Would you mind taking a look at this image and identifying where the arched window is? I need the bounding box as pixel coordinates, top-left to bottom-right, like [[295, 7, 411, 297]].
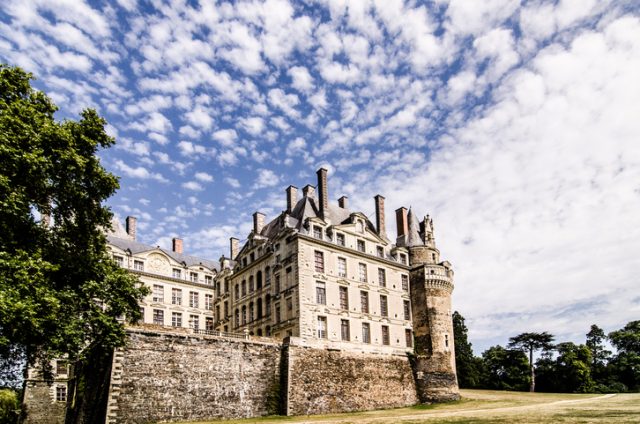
[[234, 284, 239, 300], [249, 276, 254, 293], [242, 305, 247, 325], [249, 302, 254, 322], [224, 281, 229, 294], [234, 309, 240, 328], [266, 326, 271, 336], [257, 328, 263, 336], [256, 271, 263, 289], [265, 267, 271, 286], [265, 294, 271, 317], [257, 298, 263, 318], [241, 280, 246, 296]]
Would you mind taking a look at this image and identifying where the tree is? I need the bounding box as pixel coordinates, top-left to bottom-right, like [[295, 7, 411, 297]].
[[508, 332, 554, 392], [608, 321, 640, 390], [452, 311, 483, 388], [585, 324, 611, 384], [0, 65, 148, 385], [480, 345, 530, 391]]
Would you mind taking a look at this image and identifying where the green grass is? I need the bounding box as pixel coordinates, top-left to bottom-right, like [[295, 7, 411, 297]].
[[178, 390, 640, 424]]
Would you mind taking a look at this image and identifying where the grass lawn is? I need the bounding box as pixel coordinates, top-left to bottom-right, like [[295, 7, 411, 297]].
[[179, 389, 640, 424]]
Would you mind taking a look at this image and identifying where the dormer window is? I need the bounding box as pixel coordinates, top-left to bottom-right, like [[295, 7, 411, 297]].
[[356, 220, 364, 233], [189, 272, 198, 283], [133, 260, 144, 271], [113, 255, 124, 267], [399, 253, 407, 265], [172, 268, 182, 279], [313, 225, 322, 239], [336, 233, 345, 246], [357, 239, 365, 253], [376, 246, 384, 257]]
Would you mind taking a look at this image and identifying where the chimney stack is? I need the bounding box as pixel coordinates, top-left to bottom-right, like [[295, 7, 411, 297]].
[[396, 207, 408, 238], [126, 216, 137, 240], [302, 184, 315, 198], [286, 185, 298, 213], [172, 237, 183, 254], [317, 167, 328, 219], [230, 237, 239, 260], [253, 212, 265, 235], [338, 196, 348, 209], [374, 195, 386, 237]]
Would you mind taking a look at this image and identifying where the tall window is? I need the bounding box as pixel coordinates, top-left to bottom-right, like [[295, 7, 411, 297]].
[[399, 254, 407, 265], [242, 306, 247, 325], [358, 263, 367, 282], [275, 304, 281, 323], [153, 309, 164, 325], [357, 239, 365, 252], [234, 284, 239, 300], [362, 322, 370, 344], [404, 300, 411, 320], [265, 267, 271, 286], [316, 281, 326, 305], [402, 275, 409, 291], [378, 268, 386, 287], [382, 325, 390, 345], [206, 317, 214, 331], [56, 360, 68, 376], [314, 250, 324, 273], [274, 274, 281, 293], [241, 280, 246, 296], [249, 303, 254, 322], [380, 295, 388, 317], [189, 291, 199, 308], [377, 246, 384, 257], [189, 315, 199, 330], [339, 286, 349, 310], [113, 255, 124, 267], [360, 291, 369, 314], [256, 271, 263, 289], [171, 288, 182, 305], [215, 305, 220, 321], [445, 334, 450, 349], [249, 276, 255, 292], [189, 272, 198, 282], [341, 319, 350, 341], [337, 257, 347, 278], [133, 260, 144, 271], [317, 316, 327, 339], [205, 294, 213, 310], [405, 329, 413, 347], [171, 312, 182, 327], [313, 225, 322, 239], [205, 275, 213, 285], [152, 285, 164, 303], [235, 309, 240, 327], [336, 233, 345, 246]]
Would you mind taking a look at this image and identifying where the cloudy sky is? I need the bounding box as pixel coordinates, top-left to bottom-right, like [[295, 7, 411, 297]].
[[1, 0, 639, 353]]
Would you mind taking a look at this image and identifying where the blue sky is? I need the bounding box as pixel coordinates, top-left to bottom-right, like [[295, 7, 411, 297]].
[[1, 0, 639, 354]]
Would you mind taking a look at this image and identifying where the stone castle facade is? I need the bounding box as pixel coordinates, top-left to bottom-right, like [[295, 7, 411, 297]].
[[23, 168, 459, 423]]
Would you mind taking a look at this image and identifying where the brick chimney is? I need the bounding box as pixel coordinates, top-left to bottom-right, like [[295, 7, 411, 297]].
[[253, 212, 265, 235], [338, 196, 348, 209], [395, 207, 408, 238], [125, 216, 137, 240], [172, 237, 183, 254], [316, 167, 328, 219], [375, 195, 386, 237], [230, 237, 239, 260], [286, 185, 298, 213], [302, 184, 315, 198]]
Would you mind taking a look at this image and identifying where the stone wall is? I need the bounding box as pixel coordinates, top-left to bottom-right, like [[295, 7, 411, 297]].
[[284, 338, 418, 416], [23, 381, 66, 424], [105, 327, 282, 424]]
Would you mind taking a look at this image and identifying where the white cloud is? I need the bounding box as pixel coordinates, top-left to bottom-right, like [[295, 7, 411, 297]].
[[288, 65, 314, 93], [268, 88, 300, 119], [195, 172, 214, 182], [253, 168, 280, 189], [213, 129, 237, 147], [182, 181, 204, 191], [114, 160, 167, 182], [240, 116, 264, 136], [225, 177, 241, 188]]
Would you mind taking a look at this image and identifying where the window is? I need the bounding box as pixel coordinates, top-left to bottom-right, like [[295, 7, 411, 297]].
[[382, 325, 390, 345], [215, 305, 220, 321], [205, 294, 213, 310], [206, 317, 214, 331], [265, 267, 271, 286], [339, 286, 349, 310], [314, 251, 324, 273], [171, 312, 182, 327], [172, 268, 181, 279], [286, 297, 293, 311], [171, 288, 182, 305], [317, 316, 327, 339], [234, 309, 240, 328], [313, 225, 322, 239], [400, 254, 407, 265], [274, 274, 281, 293], [256, 271, 262, 289], [445, 334, 450, 349], [205, 275, 213, 285], [360, 291, 369, 314], [152, 285, 164, 303], [377, 246, 384, 257], [406, 329, 413, 347], [357, 239, 365, 252], [275, 304, 281, 323], [189, 272, 198, 283], [378, 268, 386, 287], [249, 303, 254, 321], [189, 291, 199, 308], [316, 281, 326, 305], [153, 309, 164, 325], [338, 257, 347, 278], [362, 323, 370, 344], [133, 260, 144, 271], [248, 276, 254, 293], [358, 263, 367, 282], [241, 280, 246, 296], [404, 300, 411, 320], [265, 295, 271, 316], [224, 301, 229, 318], [380, 295, 388, 317], [242, 306, 247, 325], [56, 360, 68, 376], [402, 275, 409, 291], [113, 255, 124, 267], [257, 299, 263, 318], [56, 386, 67, 402], [336, 233, 345, 246], [189, 314, 199, 330], [341, 319, 350, 341], [234, 284, 239, 300]]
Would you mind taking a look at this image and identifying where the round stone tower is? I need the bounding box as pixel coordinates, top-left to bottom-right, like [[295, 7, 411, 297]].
[[397, 208, 459, 403]]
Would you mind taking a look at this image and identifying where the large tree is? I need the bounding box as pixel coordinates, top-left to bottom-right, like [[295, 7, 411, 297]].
[[480, 345, 530, 391], [0, 65, 148, 384], [585, 324, 611, 384], [608, 321, 640, 390], [452, 311, 483, 388], [508, 332, 554, 392]]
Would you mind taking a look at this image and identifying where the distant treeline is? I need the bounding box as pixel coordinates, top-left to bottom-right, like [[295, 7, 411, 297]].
[[454, 312, 640, 393]]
